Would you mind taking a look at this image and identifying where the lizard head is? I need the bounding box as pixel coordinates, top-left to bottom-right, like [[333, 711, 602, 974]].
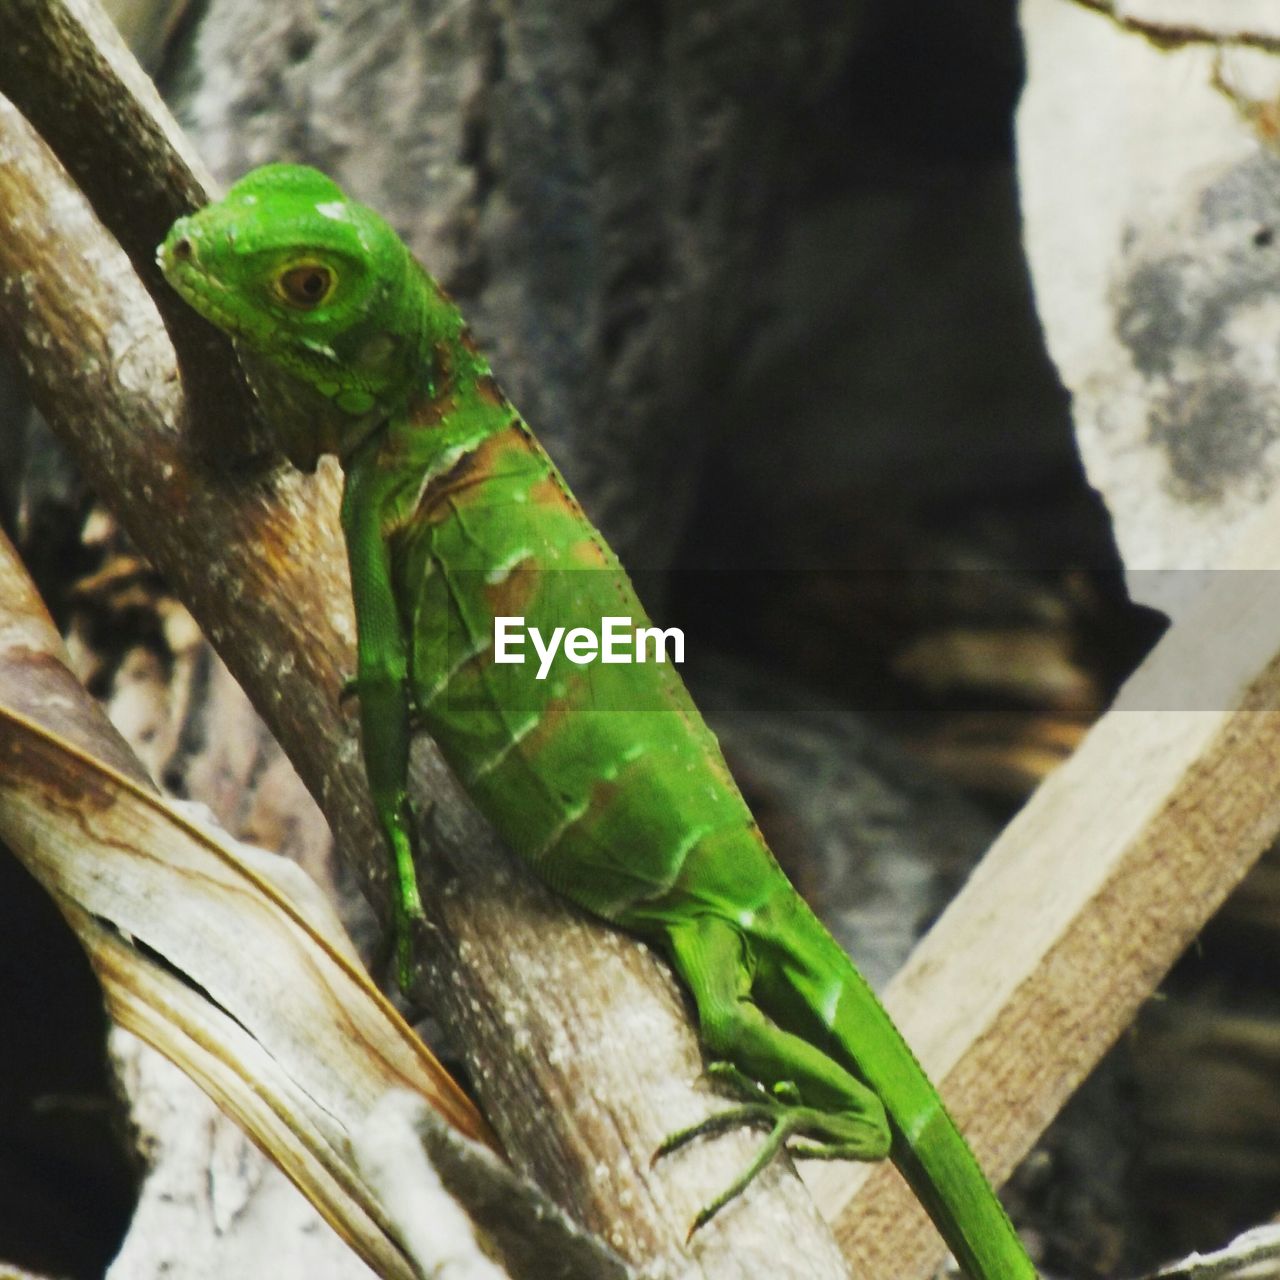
[[159, 164, 419, 423]]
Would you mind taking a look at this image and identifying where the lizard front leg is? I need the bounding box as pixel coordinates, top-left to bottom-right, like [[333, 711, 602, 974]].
[[340, 450, 425, 990]]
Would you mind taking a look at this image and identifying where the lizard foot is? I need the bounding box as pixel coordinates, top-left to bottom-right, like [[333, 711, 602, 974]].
[[384, 805, 428, 994], [654, 1061, 887, 1239]]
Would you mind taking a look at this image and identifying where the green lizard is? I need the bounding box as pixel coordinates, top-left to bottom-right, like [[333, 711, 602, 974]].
[[159, 163, 1037, 1279]]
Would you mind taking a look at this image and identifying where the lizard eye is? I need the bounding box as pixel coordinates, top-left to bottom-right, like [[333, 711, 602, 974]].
[[276, 262, 335, 308]]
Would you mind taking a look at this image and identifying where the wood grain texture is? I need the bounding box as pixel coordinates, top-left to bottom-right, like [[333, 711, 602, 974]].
[[0, 0, 244, 452]]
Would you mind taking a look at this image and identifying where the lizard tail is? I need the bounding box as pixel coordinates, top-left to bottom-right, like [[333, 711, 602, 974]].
[[795, 930, 1038, 1280], [884, 1101, 1037, 1280]]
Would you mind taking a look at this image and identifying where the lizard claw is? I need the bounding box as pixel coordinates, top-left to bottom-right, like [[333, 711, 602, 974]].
[[382, 800, 428, 994], [655, 1061, 889, 1237]]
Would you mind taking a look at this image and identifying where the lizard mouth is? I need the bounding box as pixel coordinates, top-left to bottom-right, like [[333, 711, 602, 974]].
[[157, 235, 253, 341]]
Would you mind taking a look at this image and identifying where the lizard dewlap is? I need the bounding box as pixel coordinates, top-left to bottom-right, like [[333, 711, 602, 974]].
[[160, 164, 1038, 1279]]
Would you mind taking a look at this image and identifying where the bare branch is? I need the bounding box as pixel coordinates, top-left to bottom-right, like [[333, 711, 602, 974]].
[[0, 0, 242, 446]]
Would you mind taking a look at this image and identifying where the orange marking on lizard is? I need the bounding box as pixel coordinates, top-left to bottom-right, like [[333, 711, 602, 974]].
[[415, 430, 512, 524]]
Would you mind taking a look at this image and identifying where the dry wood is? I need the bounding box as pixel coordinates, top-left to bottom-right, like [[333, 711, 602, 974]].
[[1149, 1222, 1280, 1280], [0, 0, 242, 435], [0, 522, 499, 1278], [108, 1036, 382, 1280], [353, 1092, 635, 1280], [806, 506, 1280, 1272]]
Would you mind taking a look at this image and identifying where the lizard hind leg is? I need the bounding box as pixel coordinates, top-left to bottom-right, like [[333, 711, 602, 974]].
[[656, 916, 890, 1235]]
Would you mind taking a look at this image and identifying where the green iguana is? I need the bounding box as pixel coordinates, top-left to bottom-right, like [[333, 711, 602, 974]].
[[159, 163, 1037, 1279]]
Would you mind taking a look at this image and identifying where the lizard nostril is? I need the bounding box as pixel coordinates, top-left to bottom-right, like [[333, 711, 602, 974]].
[[172, 236, 193, 261]]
